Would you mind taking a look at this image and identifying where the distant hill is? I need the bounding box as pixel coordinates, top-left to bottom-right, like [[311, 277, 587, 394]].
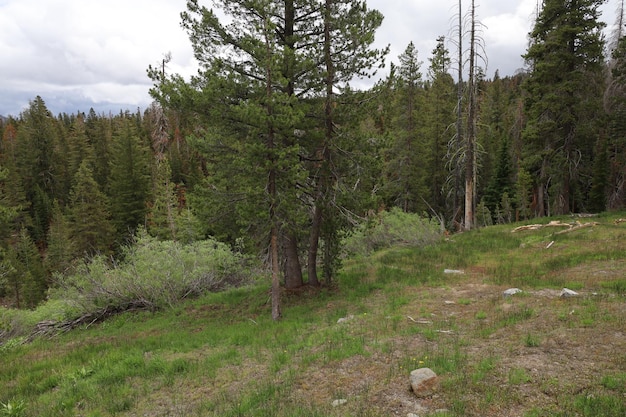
[[0, 114, 7, 123]]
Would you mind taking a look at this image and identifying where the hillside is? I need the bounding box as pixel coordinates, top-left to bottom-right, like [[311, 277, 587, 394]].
[[1, 213, 625, 417]]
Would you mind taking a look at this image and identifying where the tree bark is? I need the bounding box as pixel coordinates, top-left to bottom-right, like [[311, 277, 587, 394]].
[[284, 232, 303, 289], [464, 0, 477, 231], [307, 204, 321, 286]]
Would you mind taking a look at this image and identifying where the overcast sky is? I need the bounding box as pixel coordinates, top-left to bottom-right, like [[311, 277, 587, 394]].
[[0, 0, 619, 117]]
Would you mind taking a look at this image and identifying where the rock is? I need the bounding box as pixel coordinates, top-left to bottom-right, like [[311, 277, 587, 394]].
[[410, 368, 439, 398], [443, 269, 464, 274], [503, 288, 522, 297], [331, 399, 347, 407], [337, 315, 354, 324], [560, 288, 579, 298], [407, 414, 420, 417]]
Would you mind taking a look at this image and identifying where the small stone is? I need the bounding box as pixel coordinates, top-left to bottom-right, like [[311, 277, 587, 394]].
[[332, 399, 347, 407], [560, 288, 579, 298], [337, 315, 354, 324], [410, 368, 439, 398], [407, 413, 420, 417], [503, 288, 522, 297], [444, 269, 464, 274]]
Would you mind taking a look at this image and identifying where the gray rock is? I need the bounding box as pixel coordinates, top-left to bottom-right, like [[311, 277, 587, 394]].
[[560, 288, 579, 298], [410, 368, 439, 398], [503, 288, 522, 297], [331, 399, 347, 407], [337, 315, 354, 324]]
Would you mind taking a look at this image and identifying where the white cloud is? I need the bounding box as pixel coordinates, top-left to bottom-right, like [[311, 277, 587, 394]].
[[0, 0, 618, 117]]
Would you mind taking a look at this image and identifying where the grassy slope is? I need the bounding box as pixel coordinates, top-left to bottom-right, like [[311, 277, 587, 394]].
[[1, 213, 625, 417]]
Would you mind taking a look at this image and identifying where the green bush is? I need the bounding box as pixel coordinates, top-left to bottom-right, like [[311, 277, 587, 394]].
[[342, 208, 442, 256], [1, 232, 259, 343], [58, 231, 259, 313]]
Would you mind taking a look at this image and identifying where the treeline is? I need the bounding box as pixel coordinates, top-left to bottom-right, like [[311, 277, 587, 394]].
[[1, 0, 626, 313], [0, 100, 206, 308]]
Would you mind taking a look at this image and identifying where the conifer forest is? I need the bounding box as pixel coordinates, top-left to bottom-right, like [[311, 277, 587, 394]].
[[1, 0, 626, 313]]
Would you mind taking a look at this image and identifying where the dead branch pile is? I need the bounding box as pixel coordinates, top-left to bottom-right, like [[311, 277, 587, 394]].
[[27, 300, 153, 341], [512, 220, 599, 234]]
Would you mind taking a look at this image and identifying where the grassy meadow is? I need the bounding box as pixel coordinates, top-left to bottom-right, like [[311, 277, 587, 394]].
[[1, 212, 626, 416]]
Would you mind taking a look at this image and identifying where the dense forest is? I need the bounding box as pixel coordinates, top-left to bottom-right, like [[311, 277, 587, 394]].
[[1, 0, 626, 315]]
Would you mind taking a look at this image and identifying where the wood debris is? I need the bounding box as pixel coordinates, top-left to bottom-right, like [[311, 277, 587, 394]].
[[512, 220, 598, 234]]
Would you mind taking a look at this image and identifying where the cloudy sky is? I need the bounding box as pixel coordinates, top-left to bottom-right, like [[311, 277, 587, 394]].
[[0, 0, 619, 117]]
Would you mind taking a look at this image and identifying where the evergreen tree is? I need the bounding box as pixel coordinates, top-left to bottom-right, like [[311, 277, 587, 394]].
[[148, 158, 179, 241], [384, 42, 426, 213], [68, 160, 115, 257], [484, 137, 513, 217], [85, 109, 112, 190], [14, 96, 59, 243], [522, 0, 606, 215], [424, 36, 455, 217], [44, 201, 76, 276], [108, 118, 151, 242], [4, 227, 46, 308], [152, 0, 386, 316], [605, 2, 626, 209]]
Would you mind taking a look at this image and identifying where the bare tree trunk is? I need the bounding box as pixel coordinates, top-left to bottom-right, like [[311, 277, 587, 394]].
[[464, 0, 477, 231], [454, 0, 464, 230]]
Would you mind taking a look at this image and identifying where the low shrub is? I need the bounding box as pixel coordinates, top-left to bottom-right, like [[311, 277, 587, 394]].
[[57, 231, 260, 313], [342, 208, 442, 257], [1, 232, 260, 343]]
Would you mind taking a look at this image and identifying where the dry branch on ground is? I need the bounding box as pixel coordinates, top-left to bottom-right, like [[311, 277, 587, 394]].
[[512, 220, 598, 234]]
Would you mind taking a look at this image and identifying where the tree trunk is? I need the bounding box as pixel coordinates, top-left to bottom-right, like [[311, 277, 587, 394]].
[[454, 0, 464, 230], [270, 222, 281, 320], [284, 232, 303, 289], [306, 0, 335, 287], [307, 204, 321, 286], [464, 0, 477, 231], [264, 15, 281, 320]]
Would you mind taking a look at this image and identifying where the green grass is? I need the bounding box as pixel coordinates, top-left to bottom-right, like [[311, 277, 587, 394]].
[[2, 212, 626, 416]]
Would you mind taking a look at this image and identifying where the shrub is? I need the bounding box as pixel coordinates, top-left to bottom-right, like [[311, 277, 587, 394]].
[[342, 208, 442, 256], [58, 231, 260, 313], [0, 232, 260, 343]]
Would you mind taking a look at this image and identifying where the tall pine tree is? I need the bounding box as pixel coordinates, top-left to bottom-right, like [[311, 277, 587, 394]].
[[522, 0, 606, 215]]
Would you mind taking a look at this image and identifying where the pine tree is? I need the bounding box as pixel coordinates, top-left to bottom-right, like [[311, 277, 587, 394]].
[[44, 201, 76, 276], [522, 0, 606, 215], [108, 118, 151, 242], [68, 161, 115, 257], [424, 36, 455, 217], [384, 42, 426, 213], [154, 0, 386, 317], [4, 227, 46, 308], [605, 1, 626, 209], [14, 96, 59, 243]]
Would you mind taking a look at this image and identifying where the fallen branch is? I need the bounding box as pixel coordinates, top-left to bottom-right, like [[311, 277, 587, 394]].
[[27, 300, 154, 341], [407, 316, 433, 325], [513, 220, 598, 233], [554, 222, 599, 235]]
